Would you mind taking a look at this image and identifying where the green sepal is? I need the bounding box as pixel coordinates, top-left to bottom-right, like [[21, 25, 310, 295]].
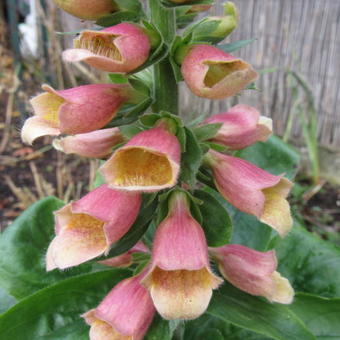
[[97, 193, 158, 259], [194, 188, 232, 246], [193, 122, 222, 141], [218, 38, 256, 53], [161, 0, 213, 9], [180, 127, 203, 188]]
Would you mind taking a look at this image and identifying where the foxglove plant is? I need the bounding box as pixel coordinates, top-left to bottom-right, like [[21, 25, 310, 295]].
[[15, 0, 303, 338]]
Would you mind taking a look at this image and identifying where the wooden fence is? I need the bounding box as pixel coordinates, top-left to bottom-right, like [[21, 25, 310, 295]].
[[180, 0, 340, 149]]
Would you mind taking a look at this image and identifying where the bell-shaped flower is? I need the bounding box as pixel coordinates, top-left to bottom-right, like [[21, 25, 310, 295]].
[[97, 241, 150, 268], [142, 191, 222, 320], [22, 84, 129, 145], [100, 124, 181, 192], [181, 44, 257, 99], [83, 271, 155, 340], [53, 0, 117, 20], [211, 244, 294, 304], [53, 127, 124, 158], [63, 23, 151, 73], [205, 150, 293, 236], [46, 184, 141, 270], [203, 104, 272, 149]]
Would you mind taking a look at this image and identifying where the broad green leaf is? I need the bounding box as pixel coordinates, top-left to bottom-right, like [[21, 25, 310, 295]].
[[194, 189, 232, 247], [0, 287, 16, 314], [290, 293, 340, 340], [185, 314, 272, 340], [0, 269, 130, 340], [218, 38, 256, 53], [207, 283, 315, 340], [180, 127, 203, 187], [0, 197, 103, 299], [235, 136, 300, 180], [276, 224, 340, 298]]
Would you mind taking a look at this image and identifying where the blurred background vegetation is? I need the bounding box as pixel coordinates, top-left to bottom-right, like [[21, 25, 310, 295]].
[[0, 0, 339, 241]]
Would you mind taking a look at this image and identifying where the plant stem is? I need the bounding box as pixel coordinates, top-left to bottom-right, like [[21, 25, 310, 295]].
[[148, 0, 178, 114]]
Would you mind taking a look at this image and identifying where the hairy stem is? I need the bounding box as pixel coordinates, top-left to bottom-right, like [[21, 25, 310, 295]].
[[148, 0, 178, 114]]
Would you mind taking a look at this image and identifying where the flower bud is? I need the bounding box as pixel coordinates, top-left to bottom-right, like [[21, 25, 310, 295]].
[[142, 192, 222, 320], [205, 150, 293, 236], [181, 44, 257, 99], [203, 104, 272, 149], [100, 124, 181, 192], [52, 127, 124, 158], [63, 23, 151, 73], [83, 271, 155, 340], [21, 84, 129, 145], [46, 184, 141, 270], [53, 0, 117, 20], [97, 241, 149, 268], [211, 244, 294, 304]]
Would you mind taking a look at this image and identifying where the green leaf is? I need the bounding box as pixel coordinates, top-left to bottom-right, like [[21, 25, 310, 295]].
[[276, 224, 340, 298], [185, 314, 272, 340], [0, 287, 16, 314], [218, 38, 257, 53], [180, 127, 203, 187], [108, 73, 128, 84], [193, 123, 222, 141], [101, 194, 158, 258], [207, 283, 315, 340], [95, 10, 141, 26], [145, 314, 172, 340], [235, 136, 300, 180], [194, 189, 232, 247], [0, 197, 102, 299], [203, 187, 272, 251], [290, 293, 340, 340], [0, 269, 130, 339]]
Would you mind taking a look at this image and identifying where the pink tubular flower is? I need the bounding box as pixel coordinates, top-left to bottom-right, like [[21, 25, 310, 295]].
[[100, 124, 181, 192], [83, 271, 155, 340], [63, 23, 151, 73], [205, 150, 293, 236], [53, 0, 117, 20], [181, 44, 257, 99], [46, 184, 141, 270], [211, 244, 294, 304], [52, 127, 124, 158], [142, 192, 222, 320], [21, 84, 129, 145], [97, 241, 150, 268], [203, 104, 272, 149]]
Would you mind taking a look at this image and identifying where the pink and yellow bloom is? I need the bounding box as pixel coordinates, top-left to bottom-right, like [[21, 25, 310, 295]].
[[46, 184, 141, 270], [63, 23, 151, 73], [181, 44, 257, 99], [53, 0, 117, 20], [205, 150, 293, 236], [83, 271, 155, 340], [203, 104, 272, 149], [142, 191, 222, 320], [211, 244, 294, 304], [100, 124, 181, 192], [53, 127, 124, 158], [22, 84, 128, 144]]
